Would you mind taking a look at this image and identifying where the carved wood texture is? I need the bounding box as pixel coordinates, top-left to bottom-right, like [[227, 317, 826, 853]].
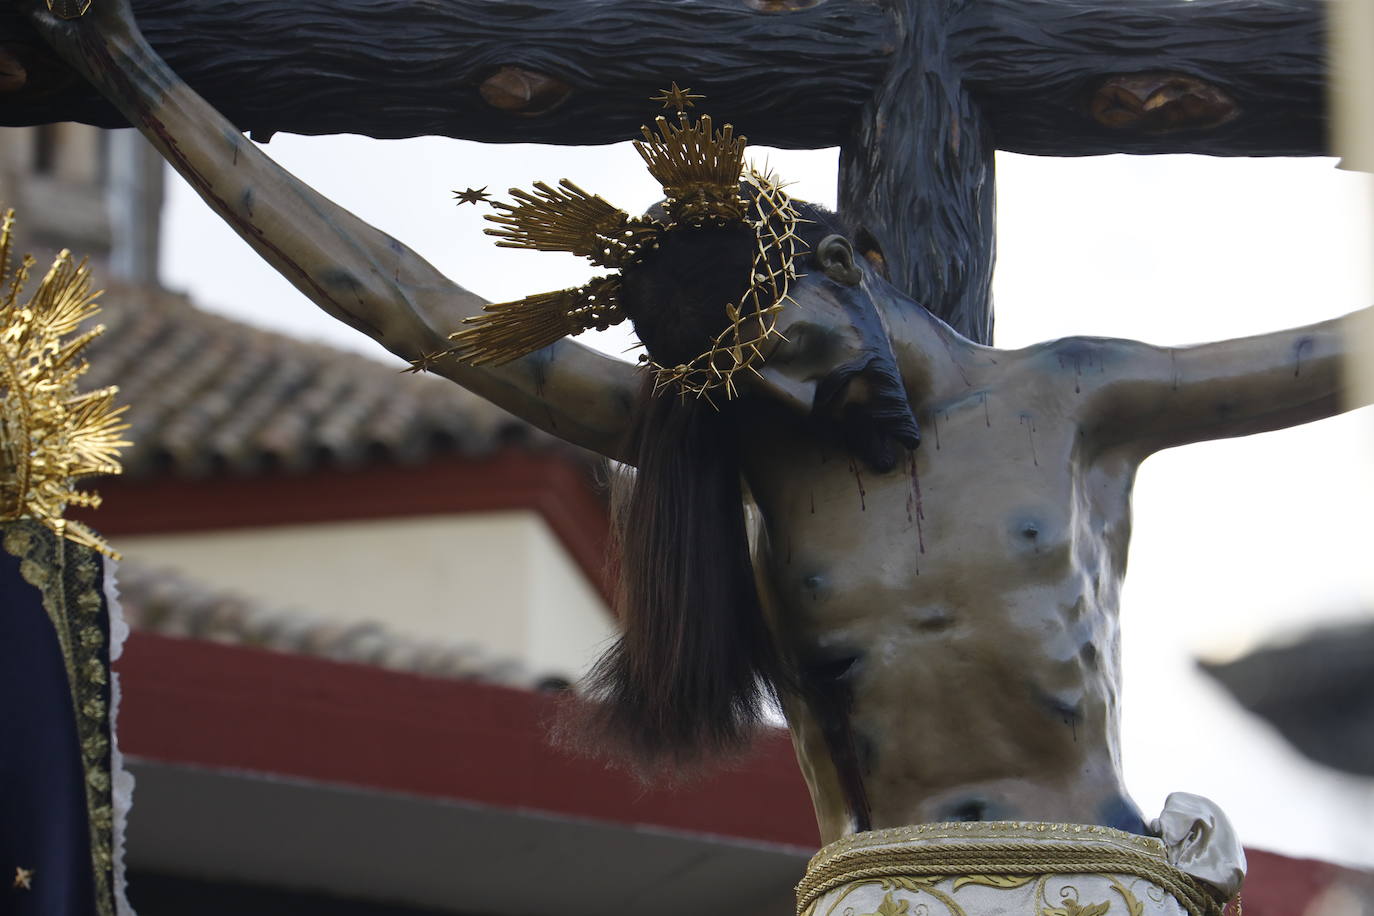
[[0, 0, 1331, 342], [951, 0, 1328, 157], [842, 0, 998, 344], [0, 0, 893, 145]]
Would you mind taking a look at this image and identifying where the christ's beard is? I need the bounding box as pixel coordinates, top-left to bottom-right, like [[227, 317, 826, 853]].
[[814, 356, 921, 473]]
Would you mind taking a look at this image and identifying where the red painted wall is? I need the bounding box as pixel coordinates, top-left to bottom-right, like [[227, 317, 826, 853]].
[[118, 633, 819, 848], [116, 634, 1372, 909]]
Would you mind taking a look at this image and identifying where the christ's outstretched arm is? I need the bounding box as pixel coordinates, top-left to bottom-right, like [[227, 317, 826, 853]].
[[1081, 309, 1371, 455], [21, 0, 639, 461]]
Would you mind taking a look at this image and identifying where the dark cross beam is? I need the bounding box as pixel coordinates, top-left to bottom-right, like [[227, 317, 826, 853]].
[[0, 0, 1328, 343]]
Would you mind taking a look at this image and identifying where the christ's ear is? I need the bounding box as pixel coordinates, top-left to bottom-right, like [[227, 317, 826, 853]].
[[815, 234, 863, 286]]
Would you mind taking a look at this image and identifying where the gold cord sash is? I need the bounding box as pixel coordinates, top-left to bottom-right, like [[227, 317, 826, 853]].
[[797, 822, 1229, 916]]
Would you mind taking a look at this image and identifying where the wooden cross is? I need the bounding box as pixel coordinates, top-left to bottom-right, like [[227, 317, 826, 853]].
[[0, 0, 1328, 343]]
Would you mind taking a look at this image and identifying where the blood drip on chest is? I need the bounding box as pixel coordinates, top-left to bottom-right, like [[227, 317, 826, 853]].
[[906, 450, 926, 560], [848, 457, 866, 511]]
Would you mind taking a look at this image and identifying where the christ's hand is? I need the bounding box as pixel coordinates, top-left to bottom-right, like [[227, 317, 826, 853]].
[[15, 0, 140, 94], [23, 0, 137, 44]]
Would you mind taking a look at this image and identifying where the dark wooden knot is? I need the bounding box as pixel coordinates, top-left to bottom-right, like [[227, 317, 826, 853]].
[[744, 0, 825, 10], [479, 66, 572, 116], [1090, 73, 1238, 134]]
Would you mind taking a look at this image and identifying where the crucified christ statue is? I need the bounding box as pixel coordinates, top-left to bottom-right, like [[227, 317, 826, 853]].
[[15, 1, 1369, 915]]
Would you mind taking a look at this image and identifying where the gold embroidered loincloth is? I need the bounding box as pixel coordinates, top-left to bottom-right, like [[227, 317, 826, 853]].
[[797, 821, 1233, 916]]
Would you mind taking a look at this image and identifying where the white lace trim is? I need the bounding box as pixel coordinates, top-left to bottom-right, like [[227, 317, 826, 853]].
[[103, 556, 137, 916]]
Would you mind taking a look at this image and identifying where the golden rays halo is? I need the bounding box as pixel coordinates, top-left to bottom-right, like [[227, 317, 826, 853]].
[[0, 209, 130, 558], [447, 88, 806, 399]]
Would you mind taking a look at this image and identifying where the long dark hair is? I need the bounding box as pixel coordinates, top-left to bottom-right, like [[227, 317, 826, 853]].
[[570, 215, 820, 772], [576, 383, 787, 771], [572, 203, 857, 773]]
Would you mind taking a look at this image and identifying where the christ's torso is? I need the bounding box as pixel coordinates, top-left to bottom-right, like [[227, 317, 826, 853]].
[[740, 341, 1148, 844]]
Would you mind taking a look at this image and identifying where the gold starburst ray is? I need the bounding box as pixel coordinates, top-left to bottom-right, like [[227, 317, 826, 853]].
[[484, 180, 657, 268], [634, 114, 747, 224], [450, 275, 628, 366], [0, 209, 130, 558]]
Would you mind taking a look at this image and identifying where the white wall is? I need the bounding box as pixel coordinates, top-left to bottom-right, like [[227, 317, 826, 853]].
[[115, 510, 614, 681]]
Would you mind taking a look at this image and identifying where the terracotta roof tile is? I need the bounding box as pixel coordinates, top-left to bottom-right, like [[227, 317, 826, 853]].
[[114, 561, 568, 688], [85, 282, 563, 478]]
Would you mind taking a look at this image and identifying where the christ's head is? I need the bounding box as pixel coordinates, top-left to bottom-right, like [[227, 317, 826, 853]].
[[618, 198, 921, 471]]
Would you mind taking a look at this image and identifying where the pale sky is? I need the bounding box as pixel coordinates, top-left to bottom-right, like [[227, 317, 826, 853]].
[[160, 137, 1374, 866]]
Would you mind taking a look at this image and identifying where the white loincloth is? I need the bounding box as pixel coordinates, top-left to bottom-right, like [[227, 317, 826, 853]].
[[797, 794, 1245, 916]]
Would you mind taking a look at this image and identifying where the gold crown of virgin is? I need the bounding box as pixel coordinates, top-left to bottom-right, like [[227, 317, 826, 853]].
[[0, 209, 129, 558], [447, 86, 804, 398]]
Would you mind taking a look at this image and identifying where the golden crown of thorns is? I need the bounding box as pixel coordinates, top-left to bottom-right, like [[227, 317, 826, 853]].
[[446, 86, 805, 398]]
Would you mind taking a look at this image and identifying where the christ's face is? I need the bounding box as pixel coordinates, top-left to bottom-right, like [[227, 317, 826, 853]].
[[748, 234, 921, 470]]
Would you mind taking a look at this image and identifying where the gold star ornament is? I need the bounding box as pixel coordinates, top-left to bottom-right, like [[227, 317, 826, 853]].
[[452, 186, 492, 206], [400, 350, 448, 374], [13, 867, 33, 890], [651, 82, 705, 114]]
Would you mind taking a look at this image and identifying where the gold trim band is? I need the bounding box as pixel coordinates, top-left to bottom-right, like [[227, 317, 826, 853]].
[[797, 822, 1227, 916]]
